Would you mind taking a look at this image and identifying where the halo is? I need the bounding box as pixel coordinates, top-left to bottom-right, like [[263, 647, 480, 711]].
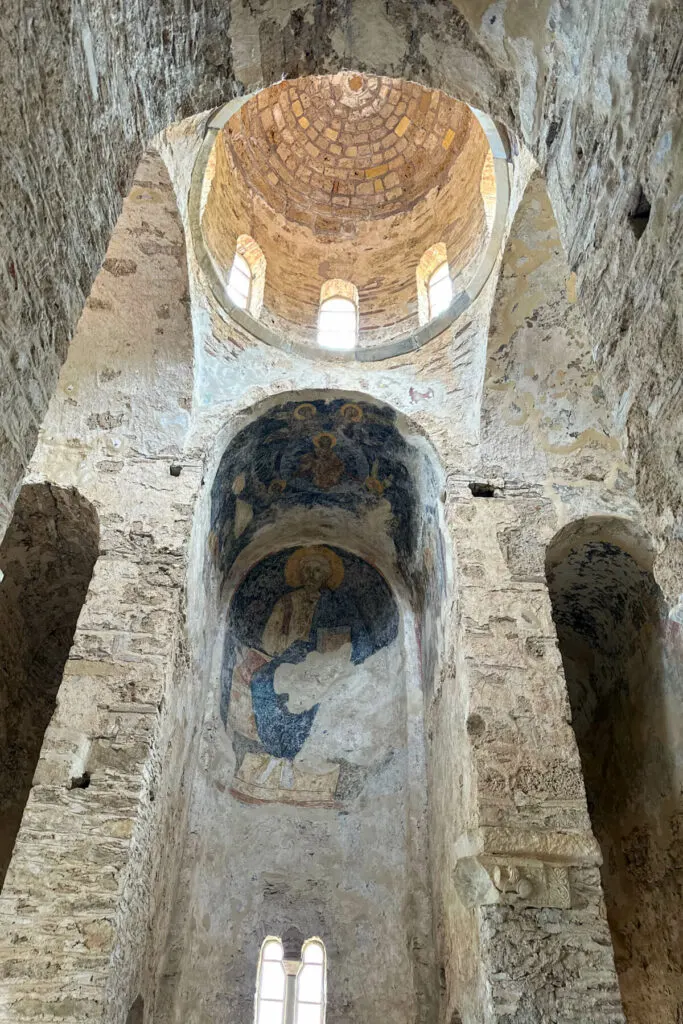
[[340, 403, 363, 422], [312, 432, 337, 448], [285, 545, 344, 590], [293, 403, 317, 421]]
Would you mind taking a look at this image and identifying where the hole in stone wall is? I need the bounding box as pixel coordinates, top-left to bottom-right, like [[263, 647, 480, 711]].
[[546, 529, 681, 1023], [70, 771, 91, 790], [126, 995, 145, 1024], [468, 481, 496, 497], [628, 185, 651, 240], [545, 119, 561, 149], [170, 464, 182, 477], [0, 484, 99, 889]]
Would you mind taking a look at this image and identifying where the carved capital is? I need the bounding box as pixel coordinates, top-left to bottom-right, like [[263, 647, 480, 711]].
[[453, 855, 571, 909]]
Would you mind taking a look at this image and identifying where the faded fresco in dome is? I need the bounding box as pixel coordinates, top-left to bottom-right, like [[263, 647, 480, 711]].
[[210, 398, 418, 578], [220, 545, 400, 808]]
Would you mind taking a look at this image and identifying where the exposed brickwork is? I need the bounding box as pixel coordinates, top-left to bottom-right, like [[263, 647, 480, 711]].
[[227, 73, 474, 220], [0, 3, 681, 1024], [203, 73, 490, 347]]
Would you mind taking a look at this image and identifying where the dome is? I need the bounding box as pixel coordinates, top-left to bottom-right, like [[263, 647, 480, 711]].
[[198, 72, 503, 358]]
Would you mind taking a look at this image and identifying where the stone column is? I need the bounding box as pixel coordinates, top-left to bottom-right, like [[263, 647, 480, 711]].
[[446, 484, 625, 1023], [0, 460, 202, 1024], [283, 961, 301, 1024]]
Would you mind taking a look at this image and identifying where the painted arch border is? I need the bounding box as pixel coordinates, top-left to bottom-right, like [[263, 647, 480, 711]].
[[188, 90, 511, 363]]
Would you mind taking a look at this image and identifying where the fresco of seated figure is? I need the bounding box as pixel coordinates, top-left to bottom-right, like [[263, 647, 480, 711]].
[[221, 545, 399, 808]]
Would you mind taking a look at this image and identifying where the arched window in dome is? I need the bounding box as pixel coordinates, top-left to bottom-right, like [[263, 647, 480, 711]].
[[417, 243, 453, 324], [295, 939, 326, 1024], [317, 279, 358, 350], [227, 235, 266, 318], [254, 937, 286, 1024]]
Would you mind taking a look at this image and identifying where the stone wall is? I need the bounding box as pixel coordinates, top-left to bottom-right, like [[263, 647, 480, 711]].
[[3, 0, 681, 597], [547, 522, 683, 1024], [481, 173, 626, 490], [0, 151, 199, 1024], [432, 482, 625, 1024], [0, 0, 234, 539]]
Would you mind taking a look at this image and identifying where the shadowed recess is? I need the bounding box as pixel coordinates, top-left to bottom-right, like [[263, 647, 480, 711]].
[[547, 530, 683, 1024], [0, 484, 99, 888]]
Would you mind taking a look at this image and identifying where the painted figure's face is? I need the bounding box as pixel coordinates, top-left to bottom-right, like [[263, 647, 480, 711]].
[[300, 558, 330, 588]]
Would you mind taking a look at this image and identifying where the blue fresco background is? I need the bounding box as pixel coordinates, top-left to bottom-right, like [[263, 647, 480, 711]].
[[210, 398, 418, 578]]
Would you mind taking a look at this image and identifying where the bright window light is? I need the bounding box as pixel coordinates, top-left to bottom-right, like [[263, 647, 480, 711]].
[[317, 296, 357, 350], [227, 251, 252, 310], [295, 941, 325, 1024], [427, 260, 453, 319], [255, 939, 286, 1024]]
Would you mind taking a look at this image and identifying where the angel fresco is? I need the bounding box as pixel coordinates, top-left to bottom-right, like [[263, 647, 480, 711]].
[[220, 545, 398, 807]]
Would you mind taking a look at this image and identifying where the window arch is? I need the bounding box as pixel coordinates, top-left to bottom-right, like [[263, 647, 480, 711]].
[[255, 937, 286, 1024], [227, 234, 266, 318], [317, 279, 358, 350], [416, 243, 453, 324], [254, 936, 327, 1024], [295, 939, 326, 1024]]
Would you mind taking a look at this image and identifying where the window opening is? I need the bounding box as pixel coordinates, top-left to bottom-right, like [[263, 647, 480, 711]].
[[254, 936, 326, 1024], [427, 260, 453, 319], [295, 940, 326, 1024], [416, 243, 451, 325], [255, 938, 286, 1024], [317, 280, 358, 350], [318, 296, 357, 350], [227, 251, 252, 310]]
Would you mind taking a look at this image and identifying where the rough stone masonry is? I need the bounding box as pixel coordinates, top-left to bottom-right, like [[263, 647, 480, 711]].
[[0, 4, 681, 1024]]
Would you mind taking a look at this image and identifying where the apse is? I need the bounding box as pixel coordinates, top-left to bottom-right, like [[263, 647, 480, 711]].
[[159, 393, 447, 1022]]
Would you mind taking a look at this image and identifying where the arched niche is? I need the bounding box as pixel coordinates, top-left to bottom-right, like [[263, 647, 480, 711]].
[[163, 392, 449, 1022], [208, 392, 450, 694], [546, 516, 682, 1024], [0, 483, 99, 887]]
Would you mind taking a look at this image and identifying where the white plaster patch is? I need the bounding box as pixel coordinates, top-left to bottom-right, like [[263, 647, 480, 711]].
[[81, 24, 98, 102], [274, 642, 404, 771]]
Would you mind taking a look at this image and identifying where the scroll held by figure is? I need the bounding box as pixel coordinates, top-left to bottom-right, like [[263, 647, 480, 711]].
[[220, 545, 399, 807]]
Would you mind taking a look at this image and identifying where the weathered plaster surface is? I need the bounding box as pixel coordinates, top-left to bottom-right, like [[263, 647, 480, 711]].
[[2, 0, 680, 606], [482, 173, 626, 489], [1, 5, 682, 1020], [0, 152, 199, 1024]]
